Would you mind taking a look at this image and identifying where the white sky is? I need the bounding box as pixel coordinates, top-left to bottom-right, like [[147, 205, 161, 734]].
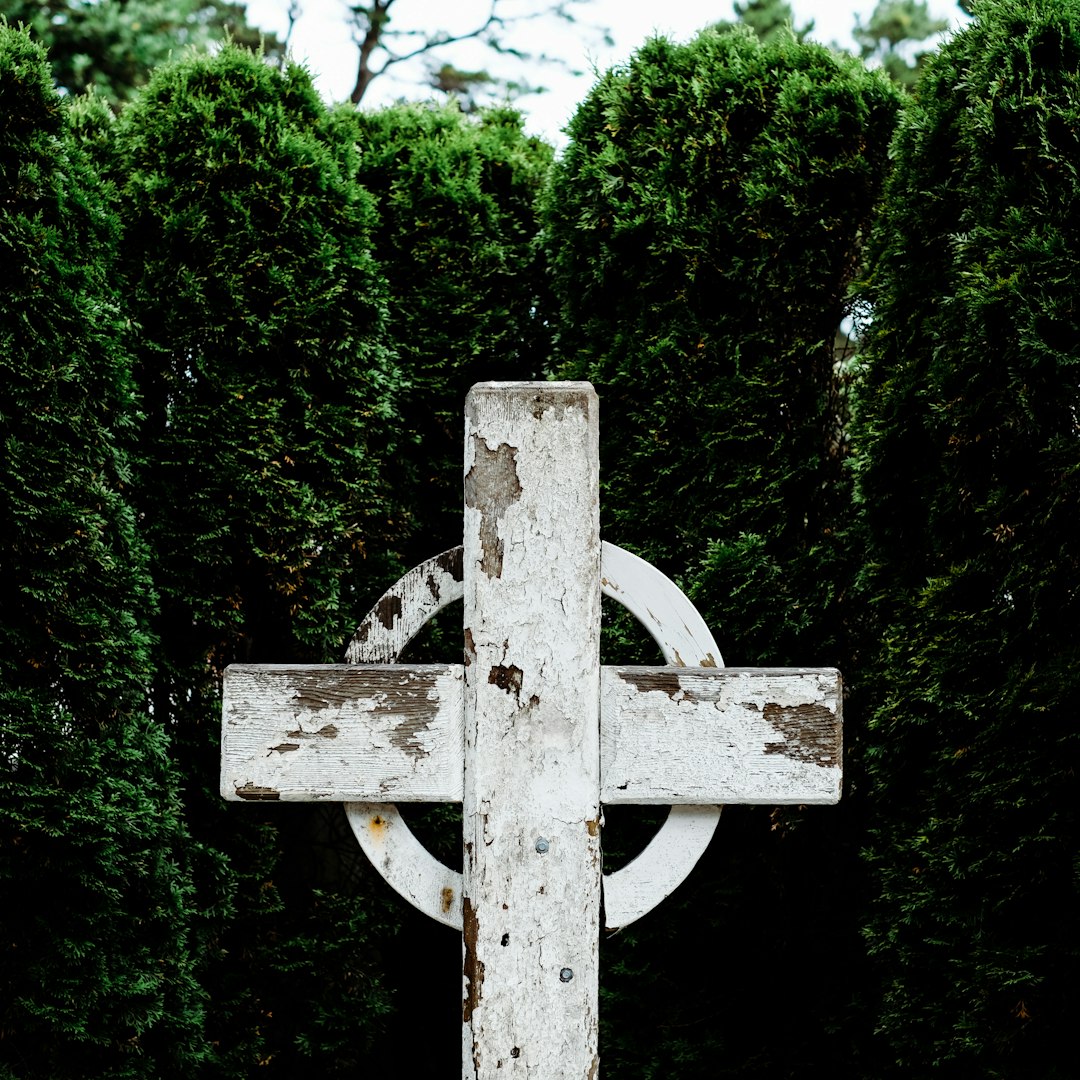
[[243, 1, 971, 145]]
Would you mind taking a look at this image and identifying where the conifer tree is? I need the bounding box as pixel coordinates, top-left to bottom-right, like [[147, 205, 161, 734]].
[[0, 27, 204, 1078], [0, 0, 283, 109], [545, 23, 899, 671], [354, 100, 553, 568], [110, 47, 400, 1075], [734, 0, 814, 43], [853, 0, 1080, 1071], [543, 26, 901, 1074], [340, 100, 555, 1067], [853, 0, 950, 89]]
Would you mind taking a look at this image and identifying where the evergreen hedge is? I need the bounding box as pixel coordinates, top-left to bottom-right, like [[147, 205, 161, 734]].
[[7, 4, 1080, 1075], [543, 25, 901, 1076], [353, 100, 553, 570], [0, 27, 203, 1078], [545, 25, 898, 668], [109, 47, 401, 1076], [853, 0, 1080, 1072], [346, 100, 555, 1067]]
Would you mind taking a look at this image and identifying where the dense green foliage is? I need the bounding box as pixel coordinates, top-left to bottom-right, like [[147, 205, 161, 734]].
[[1, 39, 555, 1074], [5, 2, 1080, 1075], [354, 100, 553, 567], [109, 46, 401, 1075], [545, 24, 899, 667], [543, 25, 901, 1076], [853, 0, 1080, 1072], [0, 27, 203, 1078], [0, 0, 281, 109]]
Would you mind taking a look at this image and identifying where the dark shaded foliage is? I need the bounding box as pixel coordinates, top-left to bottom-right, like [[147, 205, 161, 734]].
[[0, 27, 204, 1078], [853, 0, 1080, 1072], [110, 46, 400, 1076], [353, 100, 553, 570], [543, 24, 901, 1076]]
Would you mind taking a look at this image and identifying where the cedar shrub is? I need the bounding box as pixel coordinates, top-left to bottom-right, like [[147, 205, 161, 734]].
[[353, 100, 553, 570], [853, 0, 1080, 1073], [0, 26, 204, 1079], [109, 46, 400, 1076], [543, 25, 901, 1076]]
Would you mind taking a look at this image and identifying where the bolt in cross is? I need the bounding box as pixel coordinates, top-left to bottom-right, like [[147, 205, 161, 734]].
[[221, 383, 842, 1077]]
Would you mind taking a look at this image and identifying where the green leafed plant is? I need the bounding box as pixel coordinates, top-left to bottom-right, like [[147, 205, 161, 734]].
[[110, 45, 401, 1075], [353, 99, 553, 574], [0, 26, 204, 1078], [543, 24, 901, 1076], [853, 0, 1080, 1070]]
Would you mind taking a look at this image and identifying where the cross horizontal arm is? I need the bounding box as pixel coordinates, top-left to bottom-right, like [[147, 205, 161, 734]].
[[600, 667, 842, 805], [222, 665, 841, 807], [221, 664, 464, 802]]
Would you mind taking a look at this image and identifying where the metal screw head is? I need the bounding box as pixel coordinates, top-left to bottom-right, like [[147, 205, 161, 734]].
[[559, 967, 573, 983], [534, 837, 549, 854]]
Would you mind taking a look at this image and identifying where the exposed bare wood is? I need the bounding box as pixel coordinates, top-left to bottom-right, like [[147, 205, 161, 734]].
[[345, 546, 463, 665], [349, 803, 464, 929], [343, 539, 727, 932], [221, 664, 463, 802], [601, 667, 842, 805], [343, 546, 467, 925]]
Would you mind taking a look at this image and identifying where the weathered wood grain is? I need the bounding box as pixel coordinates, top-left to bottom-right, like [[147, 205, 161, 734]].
[[221, 664, 463, 802], [341, 546, 468, 927], [347, 541, 729, 933], [345, 546, 464, 664], [601, 666, 842, 805]]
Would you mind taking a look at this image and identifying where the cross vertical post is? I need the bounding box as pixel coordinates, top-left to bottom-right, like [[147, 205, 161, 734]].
[[462, 383, 601, 1078]]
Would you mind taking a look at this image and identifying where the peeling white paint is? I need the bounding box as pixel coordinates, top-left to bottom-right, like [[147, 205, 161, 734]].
[[462, 383, 601, 1079], [601, 667, 842, 805], [595, 544, 724, 931], [345, 546, 464, 664], [219, 381, 845, 1077], [338, 539, 730, 934], [221, 664, 463, 802]]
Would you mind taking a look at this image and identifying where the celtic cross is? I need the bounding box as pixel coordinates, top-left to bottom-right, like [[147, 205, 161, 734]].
[[221, 382, 841, 1078]]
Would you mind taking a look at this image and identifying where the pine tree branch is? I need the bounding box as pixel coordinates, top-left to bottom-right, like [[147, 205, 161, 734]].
[[350, 0, 503, 104], [346, 0, 599, 105]]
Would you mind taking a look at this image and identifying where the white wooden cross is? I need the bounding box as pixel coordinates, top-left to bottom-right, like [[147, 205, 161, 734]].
[[221, 382, 841, 1078]]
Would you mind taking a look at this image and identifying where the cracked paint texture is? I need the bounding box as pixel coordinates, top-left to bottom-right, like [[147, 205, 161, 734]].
[[462, 383, 601, 1078]]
